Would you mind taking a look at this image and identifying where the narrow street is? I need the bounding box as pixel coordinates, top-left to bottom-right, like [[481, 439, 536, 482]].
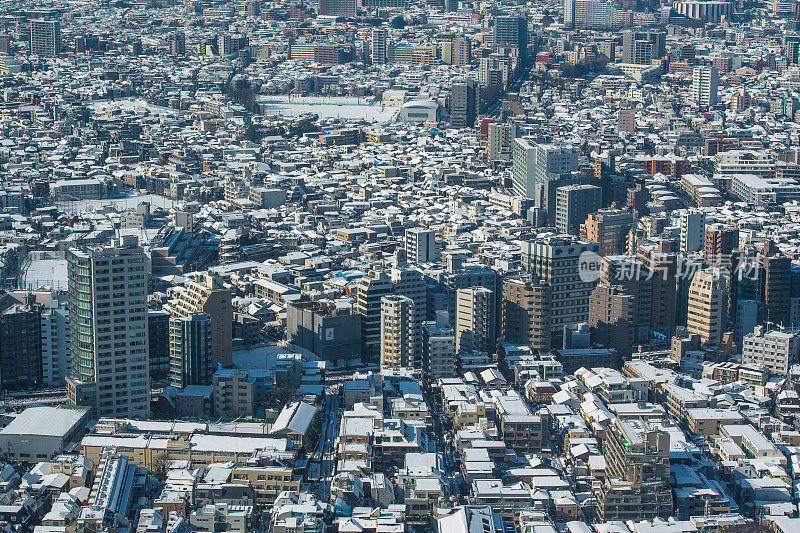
[[310, 385, 340, 502]]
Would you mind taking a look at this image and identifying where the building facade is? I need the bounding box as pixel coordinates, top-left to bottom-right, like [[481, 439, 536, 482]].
[[66, 237, 150, 418], [169, 313, 213, 389]]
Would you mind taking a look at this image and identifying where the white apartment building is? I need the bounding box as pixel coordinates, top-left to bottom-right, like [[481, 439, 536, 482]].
[[742, 326, 800, 376], [730, 173, 800, 206], [715, 150, 776, 177], [66, 237, 150, 418], [679, 210, 705, 255], [41, 296, 70, 389], [691, 66, 718, 106], [371, 27, 389, 64], [404, 228, 438, 264], [564, 0, 632, 29]]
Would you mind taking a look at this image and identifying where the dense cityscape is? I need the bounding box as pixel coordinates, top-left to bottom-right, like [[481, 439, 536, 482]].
[[0, 0, 799, 531]]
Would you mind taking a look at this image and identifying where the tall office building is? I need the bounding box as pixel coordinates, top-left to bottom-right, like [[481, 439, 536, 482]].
[[66, 237, 150, 418], [381, 295, 415, 369], [169, 313, 213, 389], [617, 107, 636, 135], [371, 27, 389, 65], [621, 30, 665, 64], [148, 310, 170, 381], [703, 223, 741, 318], [686, 269, 727, 346], [428, 255, 499, 331], [759, 240, 791, 326], [218, 34, 247, 57], [599, 255, 655, 345], [512, 138, 580, 223], [788, 37, 800, 66], [521, 237, 599, 345], [166, 273, 232, 369], [319, 0, 357, 16], [555, 184, 602, 235], [736, 299, 760, 342], [169, 31, 186, 57], [588, 283, 634, 359], [423, 312, 456, 381], [598, 419, 672, 521], [30, 19, 61, 57], [440, 40, 454, 64], [637, 241, 678, 337], [405, 228, 438, 264], [691, 66, 719, 107], [357, 270, 394, 363], [455, 288, 496, 355], [449, 78, 478, 129], [391, 267, 427, 367], [493, 15, 528, 65], [0, 294, 42, 391], [703, 223, 738, 266], [486, 122, 517, 162], [452, 37, 471, 66], [679, 210, 705, 255], [479, 54, 511, 88], [502, 276, 552, 353]]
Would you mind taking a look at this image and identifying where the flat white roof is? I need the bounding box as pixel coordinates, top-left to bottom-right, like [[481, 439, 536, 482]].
[[1, 406, 89, 438]]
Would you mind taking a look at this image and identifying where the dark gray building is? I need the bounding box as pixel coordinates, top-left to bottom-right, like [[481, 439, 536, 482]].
[[0, 294, 42, 390], [169, 31, 186, 57], [149, 310, 170, 381], [555, 184, 602, 235], [169, 313, 213, 389], [286, 299, 361, 367], [493, 15, 528, 65], [30, 19, 60, 57], [319, 0, 356, 17], [450, 79, 478, 129], [0, 294, 41, 391]]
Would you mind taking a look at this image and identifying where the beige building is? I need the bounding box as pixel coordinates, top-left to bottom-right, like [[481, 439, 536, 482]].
[[213, 369, 270, 419], [381, 295, 415, 369], [231, 466, 302, 506], [455, 287, 496, 355], [520, 237, 596, 343], [686, 408, 744, 437], [502, 277, 552, 353], [597, 419, 673, 521], [166, 273, 232, 368], [190, 503, 253, 533], [686, 269, 727, 346], [81, 433, 291, 471], [486, 123, 517, 162]]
